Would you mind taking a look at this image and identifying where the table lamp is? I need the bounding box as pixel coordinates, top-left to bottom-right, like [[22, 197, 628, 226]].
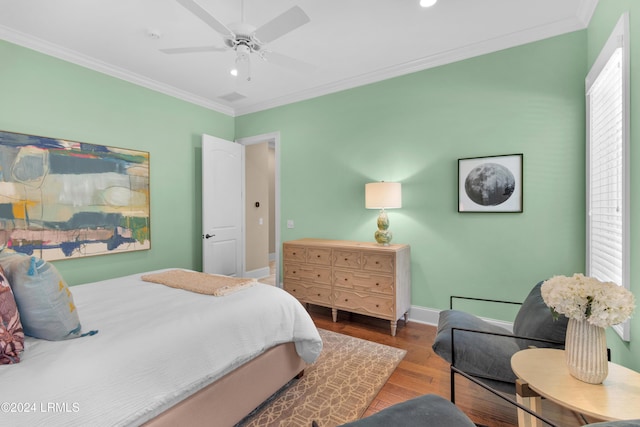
[[365, 182, 402, 245]]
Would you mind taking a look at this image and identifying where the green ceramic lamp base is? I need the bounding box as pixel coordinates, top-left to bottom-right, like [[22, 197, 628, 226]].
[[374, 209, 393, 245]]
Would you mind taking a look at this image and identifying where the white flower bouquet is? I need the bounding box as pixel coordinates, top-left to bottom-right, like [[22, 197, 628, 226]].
[[541, 273, 635, 328]]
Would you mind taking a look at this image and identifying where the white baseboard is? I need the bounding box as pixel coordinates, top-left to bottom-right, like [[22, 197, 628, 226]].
[[244, 266, 270, 280], [407, 305, 514, 332]]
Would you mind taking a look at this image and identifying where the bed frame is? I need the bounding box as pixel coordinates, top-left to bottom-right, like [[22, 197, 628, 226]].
[[144, 342, 306, 427]]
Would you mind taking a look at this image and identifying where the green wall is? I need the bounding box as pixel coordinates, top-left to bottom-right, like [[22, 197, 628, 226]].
[[237, 31, 587, 318], [588, 0, 640, 370], [1, 1, 638, 371], [0, 40, 234, 286]]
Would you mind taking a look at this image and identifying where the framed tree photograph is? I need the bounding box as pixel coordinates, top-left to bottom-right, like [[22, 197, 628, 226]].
[[458, 154, 523, 213]]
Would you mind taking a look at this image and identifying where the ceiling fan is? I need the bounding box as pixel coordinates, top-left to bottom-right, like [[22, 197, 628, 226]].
[[161, 0, 312, 81]]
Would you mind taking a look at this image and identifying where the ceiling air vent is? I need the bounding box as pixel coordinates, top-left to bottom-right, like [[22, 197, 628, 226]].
[[219, 92, 247, 102]]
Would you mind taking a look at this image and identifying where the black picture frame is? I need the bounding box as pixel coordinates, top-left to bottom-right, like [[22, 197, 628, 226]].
[[458, 154, 523, 213]]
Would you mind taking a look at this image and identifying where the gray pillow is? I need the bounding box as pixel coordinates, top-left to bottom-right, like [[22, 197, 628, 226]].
[[512, 281, 568, 346]]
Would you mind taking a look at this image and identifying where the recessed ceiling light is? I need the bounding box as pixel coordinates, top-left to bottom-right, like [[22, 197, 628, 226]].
[[420, 0, 437, 7], [230, 68, 238, 77]]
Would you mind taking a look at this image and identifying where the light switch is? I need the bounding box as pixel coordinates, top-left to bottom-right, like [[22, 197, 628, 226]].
[[259, 217, 263, 225], [287, 220, 294, 229]]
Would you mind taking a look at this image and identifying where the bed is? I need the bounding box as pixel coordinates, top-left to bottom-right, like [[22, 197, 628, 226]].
[[0, 268, 323, 427]]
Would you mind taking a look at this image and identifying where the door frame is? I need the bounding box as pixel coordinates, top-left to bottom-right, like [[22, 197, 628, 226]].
[[236, 131, 281, 287]]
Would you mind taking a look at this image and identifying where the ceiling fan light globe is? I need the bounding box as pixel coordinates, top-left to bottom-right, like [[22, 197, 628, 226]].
[[236, 44, 251, 56]]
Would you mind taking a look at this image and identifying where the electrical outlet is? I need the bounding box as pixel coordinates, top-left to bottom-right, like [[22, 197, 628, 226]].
[[287, 219, 294, 229]]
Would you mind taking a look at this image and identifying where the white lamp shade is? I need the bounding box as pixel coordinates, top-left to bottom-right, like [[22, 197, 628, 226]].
[[365, 182, 402, 209]]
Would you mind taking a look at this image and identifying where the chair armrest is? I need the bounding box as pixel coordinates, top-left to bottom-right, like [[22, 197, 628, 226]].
[[449, 295, 522, 310]]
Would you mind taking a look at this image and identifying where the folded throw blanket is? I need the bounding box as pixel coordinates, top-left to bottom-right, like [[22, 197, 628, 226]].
[[141, 270, 256, 296]]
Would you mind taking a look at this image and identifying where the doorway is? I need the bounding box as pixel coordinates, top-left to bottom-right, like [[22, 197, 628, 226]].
[[237, 132, 280, 287]]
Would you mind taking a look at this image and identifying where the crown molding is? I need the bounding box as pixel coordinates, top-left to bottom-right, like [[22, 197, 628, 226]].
[[1, 11, 590, 119], [0, 25, 234, 117], [576, 0, 599, 27], [235, 15, 588, 116]]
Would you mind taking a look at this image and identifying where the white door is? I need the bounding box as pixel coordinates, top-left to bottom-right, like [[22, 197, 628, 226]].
[[202, 134, 244, 276]]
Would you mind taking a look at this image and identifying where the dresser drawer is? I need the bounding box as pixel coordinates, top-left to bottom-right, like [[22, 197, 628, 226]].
[[307, 247, 332, 265], [283, 245, 306, 262], [333, 250, 362, 269], [284, 282, 332, 306], [333, 270, 394, 295], [333, 289, 394, 319], [362, 253, 395, 273], [283, 263, 331, 285]]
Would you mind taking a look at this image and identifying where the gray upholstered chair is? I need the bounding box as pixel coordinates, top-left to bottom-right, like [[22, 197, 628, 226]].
[[337, 394, 475, 427], [431, 281, 568, 394], [324, 392, 640, 427], [330, 394, 640, 427]]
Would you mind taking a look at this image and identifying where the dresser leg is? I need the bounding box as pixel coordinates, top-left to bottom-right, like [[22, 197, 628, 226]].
[[390, 320, 397, 336], [404, 312, 408, 323], [332, 308, 338, 322]]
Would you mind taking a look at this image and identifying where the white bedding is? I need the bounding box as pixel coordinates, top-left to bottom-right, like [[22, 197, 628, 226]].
[[0, 269, 323, 427]]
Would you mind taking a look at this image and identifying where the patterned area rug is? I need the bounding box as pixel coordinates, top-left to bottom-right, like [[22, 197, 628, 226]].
[[237, 328, 406, 427]]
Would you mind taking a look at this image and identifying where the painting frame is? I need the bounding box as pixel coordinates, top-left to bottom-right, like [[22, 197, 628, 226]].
[[0, 129, 150, 260], [458, 154, 523, 213]]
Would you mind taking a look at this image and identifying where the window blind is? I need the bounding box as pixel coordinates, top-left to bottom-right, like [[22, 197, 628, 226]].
[[586, 13, 630, 341], [588, 47, 623, 285]]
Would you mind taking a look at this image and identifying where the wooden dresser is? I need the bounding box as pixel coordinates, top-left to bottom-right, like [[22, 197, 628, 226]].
[[283, 238, 411, 336]]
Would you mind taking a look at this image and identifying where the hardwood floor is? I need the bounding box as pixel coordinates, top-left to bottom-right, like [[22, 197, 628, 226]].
[[308, 305, 592, 427]]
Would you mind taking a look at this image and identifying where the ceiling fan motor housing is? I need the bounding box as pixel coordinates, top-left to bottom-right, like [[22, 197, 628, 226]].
[[225, 22, 262, 53]]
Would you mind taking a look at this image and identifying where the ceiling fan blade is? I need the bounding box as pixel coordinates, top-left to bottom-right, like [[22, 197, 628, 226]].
[[253, 6, 310, 44], [160, 45, 227, 54], [263, 51, 316, 74], [176, 0, 234, 38]]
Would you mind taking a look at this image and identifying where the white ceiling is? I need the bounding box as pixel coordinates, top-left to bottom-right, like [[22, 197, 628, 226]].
[[0, 0, 598, 117]]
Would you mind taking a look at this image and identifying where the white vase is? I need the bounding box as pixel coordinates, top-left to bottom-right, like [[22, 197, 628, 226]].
[[565, 318, 608, 384]]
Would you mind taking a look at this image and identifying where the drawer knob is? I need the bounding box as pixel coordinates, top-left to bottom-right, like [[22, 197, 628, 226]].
[[375, 261, 380, 264], [344, 298, 348, 302], [293, 270, 296, 274], [317, 293, 321, 297], [317, 254, 321, 258], [376, 304, 379, 308], [376, 283, 380, 286], [344, 278, 348, 281], [292, 252, 296, 255], [317, 274, 321, 277], [344, 258, 348, 261]]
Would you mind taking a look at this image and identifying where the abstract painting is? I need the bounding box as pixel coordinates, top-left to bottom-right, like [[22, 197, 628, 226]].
[[0, 130, 150, 260], [458, 154, 523, 212]]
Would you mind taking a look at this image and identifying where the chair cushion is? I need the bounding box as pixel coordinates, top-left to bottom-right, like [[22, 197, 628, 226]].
[[338, 394, 475, 427], [513, 281, 568, 346], [432, 309, 520, 384]]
